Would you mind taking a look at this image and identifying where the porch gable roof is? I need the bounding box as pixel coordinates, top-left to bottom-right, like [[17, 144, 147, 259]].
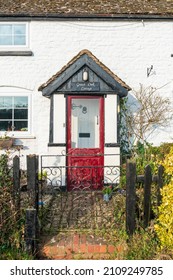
[[38, 49, 131, 97]]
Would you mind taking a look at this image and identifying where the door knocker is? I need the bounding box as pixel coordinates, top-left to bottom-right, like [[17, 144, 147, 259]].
[[82, 106, 87, 114]]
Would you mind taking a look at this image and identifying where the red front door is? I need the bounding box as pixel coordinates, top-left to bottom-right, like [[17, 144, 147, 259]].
[[67, 96, 104, 191]]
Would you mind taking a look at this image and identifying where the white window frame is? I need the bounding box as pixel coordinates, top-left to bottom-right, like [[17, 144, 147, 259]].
[[0, 92, 32, 137], [0, 22, 29, 49]]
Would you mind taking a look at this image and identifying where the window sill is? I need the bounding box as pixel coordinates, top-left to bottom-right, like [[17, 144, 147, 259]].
[[48, 143, 66, 147], [105, 143, 120, 147], [0, 50, 33, 56], [13, 135, 36, 139]]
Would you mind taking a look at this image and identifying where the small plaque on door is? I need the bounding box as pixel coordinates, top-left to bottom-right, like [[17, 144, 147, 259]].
[[79, 133, 90, 138]]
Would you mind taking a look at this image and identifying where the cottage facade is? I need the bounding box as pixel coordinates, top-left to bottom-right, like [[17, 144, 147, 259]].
[[0, 1, 173, 184]]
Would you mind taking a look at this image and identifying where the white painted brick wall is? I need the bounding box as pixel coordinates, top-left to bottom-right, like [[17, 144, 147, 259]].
[[0, 19, 173, 166]]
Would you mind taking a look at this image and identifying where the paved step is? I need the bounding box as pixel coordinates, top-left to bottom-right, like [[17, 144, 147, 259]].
[[38, 232, 126, 260]]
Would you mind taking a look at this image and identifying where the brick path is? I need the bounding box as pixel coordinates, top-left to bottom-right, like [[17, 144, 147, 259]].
[[37, 192, 126, 259], [38, 231, 125, 260]]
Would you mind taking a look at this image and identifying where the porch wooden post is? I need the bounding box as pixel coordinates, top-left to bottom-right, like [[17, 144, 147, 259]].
[[143, 165, 152, 228], [126, 160, 136, 235]]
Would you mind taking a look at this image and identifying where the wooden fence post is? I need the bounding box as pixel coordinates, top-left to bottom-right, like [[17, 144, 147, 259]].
[[157, 165, 164, 206], [26, 155, 39, 253], [13, 155, 20, 220], [25, 208, 37, 255], [143, 164, 152, 228], [126, 160, 136, 235], [27, 155, 39, 212]]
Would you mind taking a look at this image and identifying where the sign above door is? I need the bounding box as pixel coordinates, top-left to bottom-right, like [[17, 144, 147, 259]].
[[71, 82, 100, 92]]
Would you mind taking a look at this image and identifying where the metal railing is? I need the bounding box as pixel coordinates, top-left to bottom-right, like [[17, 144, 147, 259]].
[[40, 153, 120, 192]]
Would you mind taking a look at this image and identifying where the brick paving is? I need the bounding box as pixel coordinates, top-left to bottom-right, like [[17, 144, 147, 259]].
[[38, 232, 122, 259], [41, 191, 123, 230], [37, 191, 126, 259]]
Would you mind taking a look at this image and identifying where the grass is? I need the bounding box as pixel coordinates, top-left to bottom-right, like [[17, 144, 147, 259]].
[[0, 247, 33, 260]]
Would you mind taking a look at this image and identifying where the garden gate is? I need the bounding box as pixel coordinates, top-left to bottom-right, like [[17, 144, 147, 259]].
[[39, 154, 123, 233]]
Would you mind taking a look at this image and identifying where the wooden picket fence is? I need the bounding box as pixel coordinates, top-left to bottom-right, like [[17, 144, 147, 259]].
[[126, 160, 164, 235]]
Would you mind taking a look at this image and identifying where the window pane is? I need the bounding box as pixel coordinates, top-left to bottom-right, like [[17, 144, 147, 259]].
[[14, 109, 28, 119], [0, 25, 12, 35], [14, 121, 28, 131], [14, 25, 26, 35], [0, 109, 12, 119], [0, 24, 26, 46], [14, 35, 26, 45], [0, 35, 12, 45], [0, 121, 12, 131], [71, 99, 99, 148], [0, 96, 29, 132], [14, 97, 28, 108], [0, 97, 12, 108]]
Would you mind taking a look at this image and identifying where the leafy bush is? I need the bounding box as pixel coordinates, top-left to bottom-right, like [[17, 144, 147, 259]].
[[126, 228, 158, 260], [155, 183, 173, 251], [119, 98, 132, 156], [159, 146, 173, 184], [0, 153, 32, 259], [154, 146, 173, 252], [132, 141, 160, 174]]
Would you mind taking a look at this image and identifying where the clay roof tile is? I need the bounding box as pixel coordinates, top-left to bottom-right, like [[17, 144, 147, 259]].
[[0, 0, 172, 17]]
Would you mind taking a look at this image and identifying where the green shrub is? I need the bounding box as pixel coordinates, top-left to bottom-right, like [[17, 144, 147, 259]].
[[159, 143, 173, 160], [0, 153, 32, 260], [0, 154, 15, 247], [154, 146, 173, 252], [128, 142, 173, 176], [133, 141, 159, 174], [155, 183, 173, 251], [126, 228, 158, 260], [159, 146, 173, 184]]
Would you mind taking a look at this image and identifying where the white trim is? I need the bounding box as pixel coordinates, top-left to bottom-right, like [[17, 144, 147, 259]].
[[0, 22, 29, 50], [0, 92, 32, 138]]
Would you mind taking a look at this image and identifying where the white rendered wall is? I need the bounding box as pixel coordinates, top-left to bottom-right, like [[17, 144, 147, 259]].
[[0, 19, 173, 167]]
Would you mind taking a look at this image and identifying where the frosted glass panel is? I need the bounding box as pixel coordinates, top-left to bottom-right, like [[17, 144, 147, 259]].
[[71, 99, 99, 148]]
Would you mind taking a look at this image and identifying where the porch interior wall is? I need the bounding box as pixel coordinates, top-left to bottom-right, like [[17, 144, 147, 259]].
[[53, 94, 66, 144], [105, 95, 117, 144]]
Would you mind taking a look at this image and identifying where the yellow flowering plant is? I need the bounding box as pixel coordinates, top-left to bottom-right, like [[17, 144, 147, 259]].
[[160, 146, 173, 184], [155, 182, 173, 250], [155, 147, 173, 251]]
